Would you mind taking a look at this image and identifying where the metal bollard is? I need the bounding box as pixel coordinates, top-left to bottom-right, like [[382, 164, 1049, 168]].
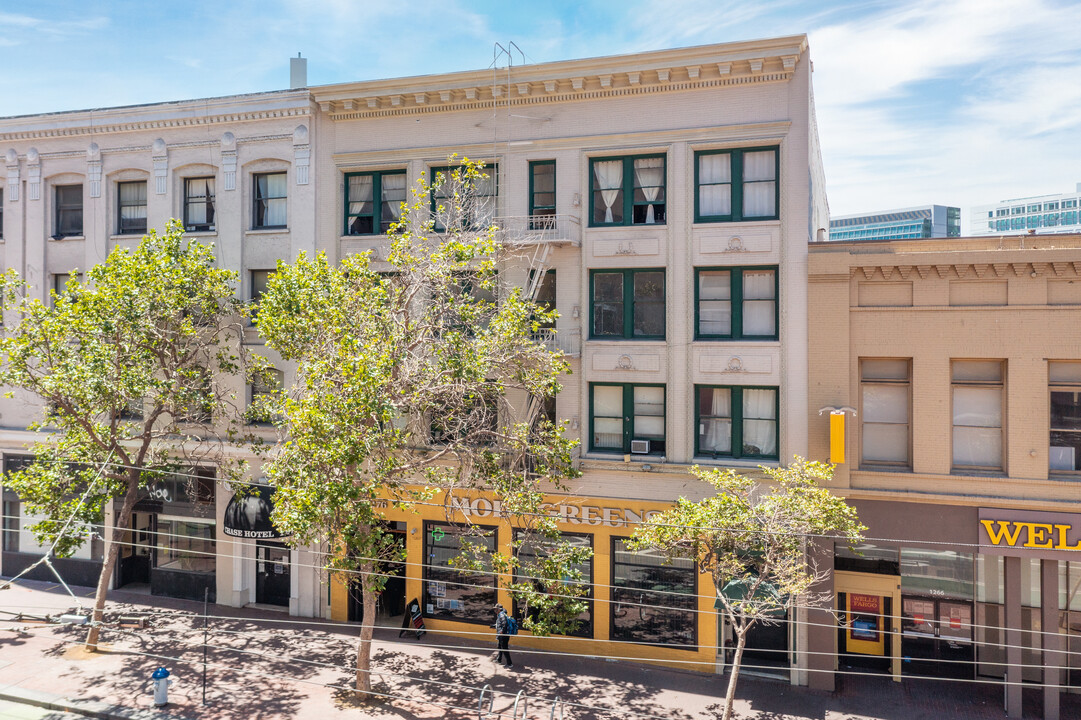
[[151, 667, 174, 706]]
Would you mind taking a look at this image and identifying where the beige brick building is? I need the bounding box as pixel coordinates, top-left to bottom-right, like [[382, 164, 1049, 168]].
[[809, 235, 1081, 718], [1, 35, 828, 680]]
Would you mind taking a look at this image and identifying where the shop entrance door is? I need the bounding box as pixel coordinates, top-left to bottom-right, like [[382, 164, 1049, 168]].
[[117, 511, 154, 588], [256, 542, 290, 607], [901, 596, 974, 679], [837, 591, 892, 673]]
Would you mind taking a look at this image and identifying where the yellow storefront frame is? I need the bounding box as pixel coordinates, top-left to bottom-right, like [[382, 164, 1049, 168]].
[[327, 488, 719, 672], [833, 570, 901, 681]]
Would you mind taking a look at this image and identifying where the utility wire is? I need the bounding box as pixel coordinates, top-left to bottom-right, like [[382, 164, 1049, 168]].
[[4, 520, 1079, 645]]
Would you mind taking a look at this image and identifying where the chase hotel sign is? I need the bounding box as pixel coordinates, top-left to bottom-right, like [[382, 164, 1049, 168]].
[[978, 508, 1081, 559]]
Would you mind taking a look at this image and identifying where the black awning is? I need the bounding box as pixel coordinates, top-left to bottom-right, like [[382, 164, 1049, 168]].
[[223, 485, 290, 539]]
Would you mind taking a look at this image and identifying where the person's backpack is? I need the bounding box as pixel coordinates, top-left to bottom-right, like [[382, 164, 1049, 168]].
[[506, 615, 518, 635]]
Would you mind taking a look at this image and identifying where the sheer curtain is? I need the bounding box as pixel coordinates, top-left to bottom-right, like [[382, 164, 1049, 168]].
[[593, 386, 623, 449], [743, 388, 777, 456], [633, 386, 664, 437], [594, 160, 623, 223], [698, 271, 731, 335], [381, 173, 406, 228], [742, 270, 776, 336], [742, 150, 776, 218], [953, 386, 1002, 467], [265, 173, 288, 227], [698, 154, 731, 216], [703, 388, 731, 453], [633, 158, 664, 224], [348, 175, 373, 217]]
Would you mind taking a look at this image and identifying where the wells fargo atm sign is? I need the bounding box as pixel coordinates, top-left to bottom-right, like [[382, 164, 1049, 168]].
[[978, 508, 1081, 559]]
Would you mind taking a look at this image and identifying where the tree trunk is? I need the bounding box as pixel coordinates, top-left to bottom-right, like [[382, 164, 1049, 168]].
[[85, 470, 140, 651], [355, 560, 376, 698], [722, 628, 748, 720]]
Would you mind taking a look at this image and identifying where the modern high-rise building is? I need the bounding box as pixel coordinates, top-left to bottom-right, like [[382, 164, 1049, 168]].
[[971, 184, 1081, 236], [829, 204, 960, 241]]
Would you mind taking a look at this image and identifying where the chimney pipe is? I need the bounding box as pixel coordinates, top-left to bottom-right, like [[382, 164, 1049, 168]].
[[290, 53, 307, 89]]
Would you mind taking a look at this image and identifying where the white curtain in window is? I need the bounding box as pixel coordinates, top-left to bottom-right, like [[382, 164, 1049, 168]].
[[742, 388, 777, 456], [381, 174, 406, 220], [704, 388, 732, 452], [633, 386, 664, 437], [742, 270, 776, 336], [265, 174, 288, 226], [348, 175, 373, 215], [594, 160, 623, 223], [593, 386, 623, 448], [743, 151, 776, 218], [187, 179, 211, 224], [699, 271, 732, 335], [699, 154, 731, 216], [862, 384, 909, 463], [633, 158, 664, 224], [953, 386, 1002, 467]]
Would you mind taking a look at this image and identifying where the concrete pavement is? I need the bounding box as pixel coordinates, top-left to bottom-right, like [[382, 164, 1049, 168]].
[[0, 577, 1076, 719]]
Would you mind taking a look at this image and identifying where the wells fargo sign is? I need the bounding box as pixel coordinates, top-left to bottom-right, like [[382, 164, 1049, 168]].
[[978, 508, 1081, 559]]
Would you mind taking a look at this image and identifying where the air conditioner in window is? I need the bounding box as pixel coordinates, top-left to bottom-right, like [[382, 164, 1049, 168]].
[[630, 439, 650, 454]]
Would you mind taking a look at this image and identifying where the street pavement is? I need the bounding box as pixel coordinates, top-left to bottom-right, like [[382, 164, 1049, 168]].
[[0, 701, 86, 720], [0, 578, 1076, 719]]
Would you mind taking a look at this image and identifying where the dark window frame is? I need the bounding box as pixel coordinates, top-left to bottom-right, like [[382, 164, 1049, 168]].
[[694, 266, 778, 341], [588, 382, 666, 456], [116, 180, 148, 235], [252, 172, 287, 230], [183, 177, 216, 232], [589, 268, 666, 340], [513, 530, 594, 638], [528, 160, 556, 230], [430, 164, 499, 231], [694, 384, 780, 460], [54, 184, 83, 238], [610, 536, 698, 649], [422, 520, 500, 625], [694, 146, 780, 223], [344, 169, 407, 236], [588, 154, 667, 228], [1049, 362, 1081, 475]]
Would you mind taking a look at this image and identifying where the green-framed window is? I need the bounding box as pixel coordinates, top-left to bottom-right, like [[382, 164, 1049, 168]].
[[529, 160, 556, 230], [590, 269, 665, 340], [695, 266, 777, 340], [344, 170, 407, 236], [695, 147, 779, 223], [589, 154, 666, 227], [695, 385, 778, 459], [431, 164, 498, 230], [590, 383, 665, 455]]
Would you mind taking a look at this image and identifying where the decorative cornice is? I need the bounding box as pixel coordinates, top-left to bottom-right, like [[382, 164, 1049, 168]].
[[324, 68, 797, 121], [0, 93, 312, 143], [315, 37, 807, 121], [849, 261, 1081, 281]]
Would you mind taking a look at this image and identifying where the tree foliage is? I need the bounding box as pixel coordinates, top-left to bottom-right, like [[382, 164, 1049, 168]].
[[256, 160, 588, 695], [0, 220, 255, 647], [630, 458, 864, 720]]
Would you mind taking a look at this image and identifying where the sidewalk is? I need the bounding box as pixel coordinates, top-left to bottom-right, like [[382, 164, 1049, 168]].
[[0, 578, 1074, 719]]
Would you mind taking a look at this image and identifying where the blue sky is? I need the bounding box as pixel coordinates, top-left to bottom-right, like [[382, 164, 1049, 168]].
[[2, 0, 1079, 231]]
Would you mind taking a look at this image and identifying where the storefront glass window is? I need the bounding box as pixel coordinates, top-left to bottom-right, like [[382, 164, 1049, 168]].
[[611, 538, 696, 647], [900, 548, 973, 600], [155, 518, 215, 573], [834, 542, 900, 575], [514, 531, 593, 637], [423, 522, 497, 624]]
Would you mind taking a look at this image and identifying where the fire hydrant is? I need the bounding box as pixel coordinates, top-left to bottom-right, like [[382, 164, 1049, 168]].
[[151, 667, 174, 706]]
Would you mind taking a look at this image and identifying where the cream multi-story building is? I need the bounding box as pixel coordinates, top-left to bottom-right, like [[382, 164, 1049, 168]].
[[1, 35, 827, 679], [808, 235, 1081, 719]]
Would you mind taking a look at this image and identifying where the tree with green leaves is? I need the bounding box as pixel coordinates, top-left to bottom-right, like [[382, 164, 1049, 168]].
[[256, 160, 589, 697], [0, 220, 255, 649], [630, 458, 864, 720]]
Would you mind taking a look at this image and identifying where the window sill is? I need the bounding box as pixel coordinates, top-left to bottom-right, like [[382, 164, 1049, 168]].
[[586, 223, 667, 231], [246, 227, 289, 235], [110, 233, 147, 241], [694, 456, 780, 468], [692, 218, 781, 227], [184, 230, 218, 238], [1047, 473, 1081, 482], [49, 235, 84, 242], [586, 337, 667, 342], [694, 337, 780, 344]]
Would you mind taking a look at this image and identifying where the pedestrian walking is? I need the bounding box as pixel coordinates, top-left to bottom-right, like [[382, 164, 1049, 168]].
[[492, 603, 513, 668]]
